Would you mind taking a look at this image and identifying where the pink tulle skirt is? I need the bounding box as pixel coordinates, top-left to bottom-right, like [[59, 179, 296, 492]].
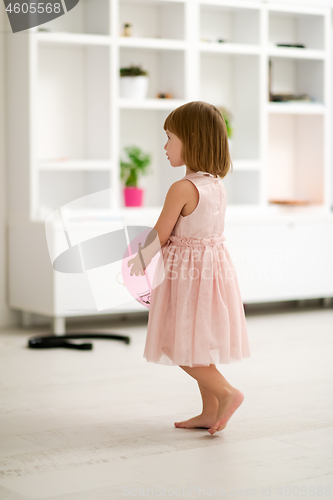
[[143, 234, 251, 367]]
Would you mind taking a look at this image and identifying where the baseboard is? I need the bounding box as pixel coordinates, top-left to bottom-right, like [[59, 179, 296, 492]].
[[0, 305, 20, 329]]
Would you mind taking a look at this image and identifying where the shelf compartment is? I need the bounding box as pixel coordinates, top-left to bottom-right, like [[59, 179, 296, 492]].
[[199, 53, 260, 160], [38, 171, 111, 213], [120, 109, 163, 209], [37, 44, 110, 162], [267, 114, 324, 205], [36, 0, 110, 35], [222, 171, 260, 205], [119, 0, 185, 40], [268, 9, 325, 51], [119, 47, 185, 100], [269, 57, 324, 105], [199, 3, 260, 46], [120, 108, 188, 208]]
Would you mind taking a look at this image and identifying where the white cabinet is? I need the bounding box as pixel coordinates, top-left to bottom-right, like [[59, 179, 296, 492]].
[[6, 0, 333, 332], [225, 216, 333, 303]]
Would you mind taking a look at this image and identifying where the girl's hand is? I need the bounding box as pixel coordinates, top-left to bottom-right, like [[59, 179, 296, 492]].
[[127, 244, 146, 277]]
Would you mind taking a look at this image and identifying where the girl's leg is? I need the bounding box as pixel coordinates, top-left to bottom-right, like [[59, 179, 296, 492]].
[[177, 364, 244, 435], [174, 378, 219, 429], [198, 382, 219, 416]]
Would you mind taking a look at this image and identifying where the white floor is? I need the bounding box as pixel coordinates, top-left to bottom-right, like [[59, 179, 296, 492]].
[[0, 303, 332, 500]]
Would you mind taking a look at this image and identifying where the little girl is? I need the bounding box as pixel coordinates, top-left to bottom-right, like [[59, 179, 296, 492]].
[[128, 101, 250, 436]]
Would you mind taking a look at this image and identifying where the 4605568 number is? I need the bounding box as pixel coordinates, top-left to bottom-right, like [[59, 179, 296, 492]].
[[6, 3, 62, 14]]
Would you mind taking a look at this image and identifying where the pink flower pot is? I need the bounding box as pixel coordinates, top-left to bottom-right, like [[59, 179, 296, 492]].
[[124, 187, 144, 207]]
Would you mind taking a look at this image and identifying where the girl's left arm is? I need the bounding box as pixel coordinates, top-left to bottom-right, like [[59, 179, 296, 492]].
[[128, 180, 190, 276]]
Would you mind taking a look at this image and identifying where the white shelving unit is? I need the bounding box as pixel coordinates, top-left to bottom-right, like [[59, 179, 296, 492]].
[[6, 0, 333, 333]]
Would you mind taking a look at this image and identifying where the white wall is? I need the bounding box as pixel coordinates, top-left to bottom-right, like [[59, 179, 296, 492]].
[[0, 6, 19, 328]]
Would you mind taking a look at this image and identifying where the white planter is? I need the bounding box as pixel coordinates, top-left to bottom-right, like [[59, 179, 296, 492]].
[[228, 138, 233, 155], [120, 76, 149, 100]]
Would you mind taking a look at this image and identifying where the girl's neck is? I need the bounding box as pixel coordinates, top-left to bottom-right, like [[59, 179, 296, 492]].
[[185, 167, 217, 178], [185, 167, 199, 176]]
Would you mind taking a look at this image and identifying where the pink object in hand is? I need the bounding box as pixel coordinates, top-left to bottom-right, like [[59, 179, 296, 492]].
[[122, 230, 164, 309]]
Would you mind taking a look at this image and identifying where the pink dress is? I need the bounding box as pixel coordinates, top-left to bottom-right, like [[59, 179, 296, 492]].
[[143, 170, 251, 367]]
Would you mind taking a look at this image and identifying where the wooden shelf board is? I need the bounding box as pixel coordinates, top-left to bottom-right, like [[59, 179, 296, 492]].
[[232, 160, 261, 171], [38, 160, 112, 171], [35, 32, 111, 47], [119, 98, 186, 109], [267, 102, 326, 115], [118, 37, 186, 50], [268, 47, 325, 60], [199, 42, 261, 55]]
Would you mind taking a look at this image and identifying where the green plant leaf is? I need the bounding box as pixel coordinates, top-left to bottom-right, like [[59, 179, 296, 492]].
[[120, 145, 152, 187]]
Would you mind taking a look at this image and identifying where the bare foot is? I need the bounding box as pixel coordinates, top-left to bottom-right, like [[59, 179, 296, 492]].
[[174, 412, 218, 429], [208, 389, 244, 435]]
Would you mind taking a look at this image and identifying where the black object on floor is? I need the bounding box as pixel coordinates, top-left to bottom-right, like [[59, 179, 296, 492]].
[[28, 333, 131, 350], [276, 43, 306, 48]]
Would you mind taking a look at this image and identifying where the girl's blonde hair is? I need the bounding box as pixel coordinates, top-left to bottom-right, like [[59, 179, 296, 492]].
[[164, 101, 233, 179]]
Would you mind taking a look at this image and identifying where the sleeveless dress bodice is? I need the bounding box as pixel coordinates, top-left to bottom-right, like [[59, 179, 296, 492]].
[[172, 171, 227, 239]]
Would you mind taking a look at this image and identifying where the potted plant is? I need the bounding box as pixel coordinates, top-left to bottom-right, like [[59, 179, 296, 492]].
[[120, 65, 149, 100], [120, 146, 152, 207], [217, 106, 233, 153]]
